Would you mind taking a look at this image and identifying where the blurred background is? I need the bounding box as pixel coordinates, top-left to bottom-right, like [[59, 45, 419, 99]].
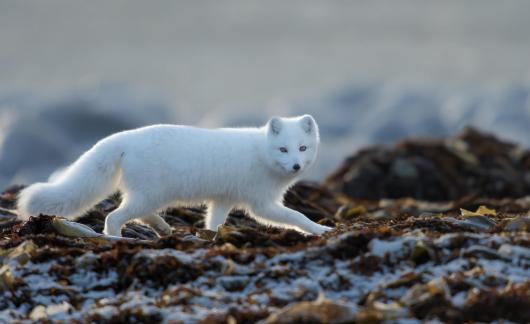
[[1, 0, 530, 188]]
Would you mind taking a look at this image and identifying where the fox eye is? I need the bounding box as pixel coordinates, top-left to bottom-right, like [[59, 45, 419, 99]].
[[279, 147, 288, 153], [299, 145, 307, 152]]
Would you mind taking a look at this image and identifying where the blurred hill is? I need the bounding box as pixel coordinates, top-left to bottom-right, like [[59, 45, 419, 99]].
[[1, 0, 530, 186]]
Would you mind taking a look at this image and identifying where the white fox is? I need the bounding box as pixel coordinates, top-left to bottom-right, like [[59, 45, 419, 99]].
[[17, 115, 332, 237]]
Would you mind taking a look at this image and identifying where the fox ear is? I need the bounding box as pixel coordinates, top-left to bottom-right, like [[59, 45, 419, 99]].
[[300, 115, 315, 134], [268, 117, 282, 135]]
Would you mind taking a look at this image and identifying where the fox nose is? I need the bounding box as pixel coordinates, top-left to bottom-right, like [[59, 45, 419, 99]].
[[293, 163, 301, 171]]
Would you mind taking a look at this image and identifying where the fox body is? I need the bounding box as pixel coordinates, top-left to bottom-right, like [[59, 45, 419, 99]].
[[17, 115, 331, 236]]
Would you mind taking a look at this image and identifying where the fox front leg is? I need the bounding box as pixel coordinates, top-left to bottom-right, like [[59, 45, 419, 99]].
[[250, 203, 332, 235], [205, 201, 233, 231]]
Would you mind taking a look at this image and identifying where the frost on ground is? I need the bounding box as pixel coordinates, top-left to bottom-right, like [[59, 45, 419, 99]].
[[1, 189, 529, 323], [1, 129, 529, 323]]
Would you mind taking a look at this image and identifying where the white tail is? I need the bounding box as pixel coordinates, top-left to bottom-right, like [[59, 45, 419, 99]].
[[17, 141, 122, 221]]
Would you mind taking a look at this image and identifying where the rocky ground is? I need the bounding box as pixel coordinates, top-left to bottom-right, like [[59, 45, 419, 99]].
[[1, 129, 529, 323]]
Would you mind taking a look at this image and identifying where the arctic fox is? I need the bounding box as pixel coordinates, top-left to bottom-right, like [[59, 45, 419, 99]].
[[17, 115, 332, 237]]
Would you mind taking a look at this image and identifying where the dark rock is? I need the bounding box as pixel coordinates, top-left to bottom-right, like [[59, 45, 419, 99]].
[[326, 128, 530, 201]]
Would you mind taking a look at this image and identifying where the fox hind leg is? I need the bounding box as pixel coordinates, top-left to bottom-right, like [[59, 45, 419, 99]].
[[141, 214, 172, 237], [103, 196, 159, 237]]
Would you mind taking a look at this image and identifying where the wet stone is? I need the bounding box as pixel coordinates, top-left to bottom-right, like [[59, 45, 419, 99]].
[[504, 216, 530, 232], [459, 215, 497, 232], [369, 209, 394, 221]]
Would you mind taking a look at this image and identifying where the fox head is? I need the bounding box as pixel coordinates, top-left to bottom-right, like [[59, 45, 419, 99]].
[[264, 115, 319, 176]]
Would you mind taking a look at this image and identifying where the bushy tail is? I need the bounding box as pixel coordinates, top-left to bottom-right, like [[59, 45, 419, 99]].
[[17, 141, 123, 221]]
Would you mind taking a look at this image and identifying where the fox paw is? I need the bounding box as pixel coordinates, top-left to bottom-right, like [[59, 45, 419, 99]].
[[310, 224, 333, 235], [151, 222, 172, 237]]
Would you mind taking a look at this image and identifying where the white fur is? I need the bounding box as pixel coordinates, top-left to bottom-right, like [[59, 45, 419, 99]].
[[17, 115, 332, 237]]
